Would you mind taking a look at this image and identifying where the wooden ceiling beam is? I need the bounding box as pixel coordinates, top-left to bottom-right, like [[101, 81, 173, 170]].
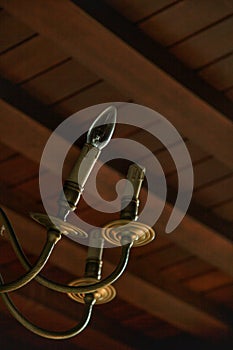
[[2, 75, 231, 241], [0, 99, 233, 277], [0, 205, 232, 339], [0, 0, 233, 169], [73, 0, 233, 122], [0, 76, 64, 131]]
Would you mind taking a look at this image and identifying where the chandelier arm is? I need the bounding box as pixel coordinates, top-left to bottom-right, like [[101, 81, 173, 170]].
[[0, 207, 132, 293], [0, 277, 95, 340], [40, 240, 133, 294], [0, 207, 45, 272], [0, 233, 59, 293], [0, 209, 61, 293]]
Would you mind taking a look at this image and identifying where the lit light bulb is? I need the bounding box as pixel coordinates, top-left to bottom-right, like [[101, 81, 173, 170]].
[[59, 105, 117, 219], [87, 105, 117, 149]]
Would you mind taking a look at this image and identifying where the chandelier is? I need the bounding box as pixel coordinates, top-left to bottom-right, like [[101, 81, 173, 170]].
[[0, 106, 155, 339]]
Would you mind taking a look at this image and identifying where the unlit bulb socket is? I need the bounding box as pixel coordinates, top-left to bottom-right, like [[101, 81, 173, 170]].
[[120, 197, 139, 221]]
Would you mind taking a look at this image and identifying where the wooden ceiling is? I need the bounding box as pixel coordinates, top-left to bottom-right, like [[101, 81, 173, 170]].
[[0, 1, 233, 349]]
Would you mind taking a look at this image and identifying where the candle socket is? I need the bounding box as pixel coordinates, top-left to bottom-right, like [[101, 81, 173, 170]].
[[120, 164, 145, 221], [84, 231, 104, 280]]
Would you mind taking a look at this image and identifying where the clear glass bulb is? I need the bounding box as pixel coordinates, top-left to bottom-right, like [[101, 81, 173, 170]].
[[86, 105, 117, 149]]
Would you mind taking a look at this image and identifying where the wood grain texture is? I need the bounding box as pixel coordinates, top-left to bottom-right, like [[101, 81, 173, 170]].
[[0, 142, 16, 161], [1, 0, 233, 169], [194, 175, 233, 207], [0, 100, 232, 277], [213, 200, 233, 222], [183, 270, 233, 293], [140, 0, 233, 46], [170, 16, 233, 69], [199, 53, 233, 91], [133, 244, 191, 271], [159, 257, 213, 281], [0, 35, 69, 84], [167, 157, 232, 191], [0, 154, 38, 186], [54, 81, 128, 115], [21, 59, 99, 105], [0, 2, 233, 344], [104, 0, 177, 22], [0, 10, 35, 53], [206, 284, 233, 310]]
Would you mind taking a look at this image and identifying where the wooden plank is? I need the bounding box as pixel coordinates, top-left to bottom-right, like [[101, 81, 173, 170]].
[[0, 142, 16, 161], [0, 99, 80, 176], [98, 298, 179, 346], [104, 0, 177, 22], [159, 257, 213, 281], [146, 322, 179, 339], [137, 139, 210, 190], [206, 284, 233, 310], [0, 35, 69, 84], [21, 59, 99, 105], [140, 0, 233, 46], [167, 157, 232, 190], [159, 207, 233, 276], [213, 200, 233, 222], [116, 266, 233, 339], [133, 244, 191, 271], [0, 154, 38, 186], [0, 10, 35, 53], [0, 100, 233, 277], [54, 81, 129, 115], [121, 312, 179, 339], [0, 206, 232, 339], [171, 17, 233, 69], [199, 53, 233, 91], [13, 176, 41, 202], [182, 270, 233, 293], [184, 140, 209, 162], [1, 0, 233, 169], [77, 0, 233, 122], [0, 180, 43, 216], [194, 175, 233, 207]]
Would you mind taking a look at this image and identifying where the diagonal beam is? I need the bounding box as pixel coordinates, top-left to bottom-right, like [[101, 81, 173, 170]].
[[0, 0, 233, 169], [73, 0, 233, 122], [0, 99, 233, 278], [0, 76, 232, 242], [0, 205, 232, 340]]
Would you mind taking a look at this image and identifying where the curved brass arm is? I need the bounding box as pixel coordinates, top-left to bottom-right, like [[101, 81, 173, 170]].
[[0, 209, 61, 293], [0, 275, 95, 340], [0, 208, 132, 294], [40, 241, 132, 294]]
